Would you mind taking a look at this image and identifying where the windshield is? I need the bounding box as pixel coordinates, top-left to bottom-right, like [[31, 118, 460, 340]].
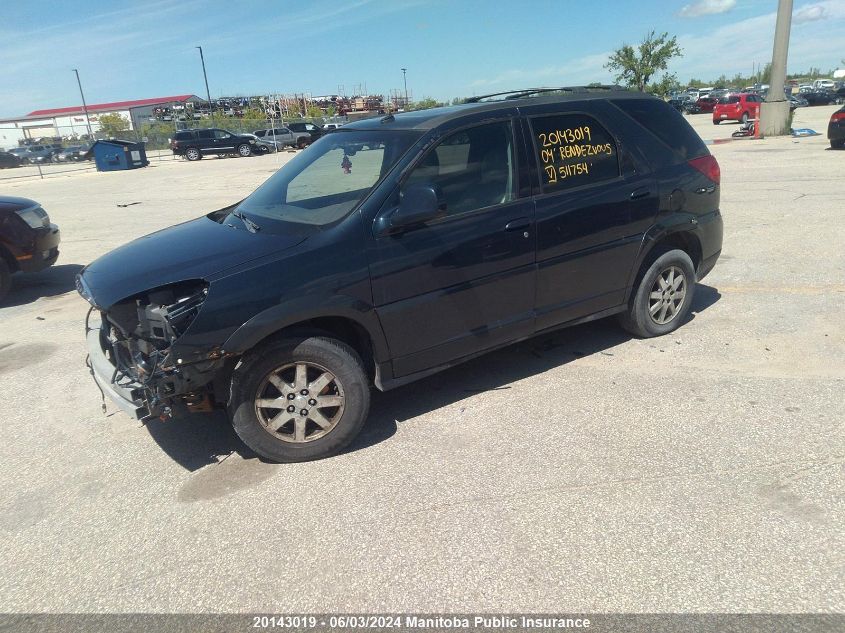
[[237, 129, 421, 226]]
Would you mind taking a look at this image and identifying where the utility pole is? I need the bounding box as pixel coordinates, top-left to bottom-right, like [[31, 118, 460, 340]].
[[760, 0, 793, 136], [401, 68, 408, 110], [72, 69, 94, 139], [196, 46, 213, 120]]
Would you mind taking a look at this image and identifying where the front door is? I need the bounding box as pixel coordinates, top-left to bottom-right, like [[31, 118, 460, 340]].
[[370, 120, 535, 378]]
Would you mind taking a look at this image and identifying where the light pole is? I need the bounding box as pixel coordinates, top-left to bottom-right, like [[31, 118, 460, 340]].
[[196, 46, 213, 119], [760, 0, 793, 136], [72, 69, 94, 139], [401, 68, 408, 110]]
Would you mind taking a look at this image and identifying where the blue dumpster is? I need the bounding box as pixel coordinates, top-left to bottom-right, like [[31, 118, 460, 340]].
[[92, 139, 149, 172]]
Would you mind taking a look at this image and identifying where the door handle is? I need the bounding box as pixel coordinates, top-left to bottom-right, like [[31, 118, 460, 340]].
[[504, 218, 531, 231], [630, 187, 650, 200]]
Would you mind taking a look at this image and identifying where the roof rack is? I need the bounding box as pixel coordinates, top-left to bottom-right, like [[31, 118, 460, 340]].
[[465, 85, 627, 103]]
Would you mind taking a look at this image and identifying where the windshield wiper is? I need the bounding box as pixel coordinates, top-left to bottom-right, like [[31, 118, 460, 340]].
[[231, 209, 261, 233]]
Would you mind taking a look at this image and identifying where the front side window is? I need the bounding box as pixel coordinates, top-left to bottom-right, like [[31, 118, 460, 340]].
[[213, 129, 231, 139], [237, 129, 420, 226], [531, 113, 619, 193], [403, 121, 515, 216]]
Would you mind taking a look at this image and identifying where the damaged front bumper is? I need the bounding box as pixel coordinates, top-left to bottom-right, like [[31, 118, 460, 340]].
[[86, 324, 166, 420]]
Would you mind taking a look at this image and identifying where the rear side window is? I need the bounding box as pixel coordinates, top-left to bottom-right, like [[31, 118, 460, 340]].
[[612, 98, 707, 161], [530, 113, 619, 193]]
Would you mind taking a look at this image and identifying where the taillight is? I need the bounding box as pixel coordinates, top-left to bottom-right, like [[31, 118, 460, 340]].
[[688, 155, 720, 185], [832, 112, 845, 122]]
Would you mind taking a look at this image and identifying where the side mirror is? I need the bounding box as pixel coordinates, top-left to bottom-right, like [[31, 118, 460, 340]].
[[390, 183, 444, 229]]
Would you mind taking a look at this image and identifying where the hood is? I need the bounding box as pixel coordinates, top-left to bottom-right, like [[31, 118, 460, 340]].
[[0, 196, 39, 213], [79, 212, 310, 309]]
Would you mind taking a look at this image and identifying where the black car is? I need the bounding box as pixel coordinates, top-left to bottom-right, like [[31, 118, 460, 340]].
[[55, 145, 92, 162], [286, 121, 323, 142], [77, 86, 723, 462], [0, 151, 22, 169], [828, 106, 845, 149], [169, 128, 258, 161], [801, 91, 837, 106], [0, 196, 61, 302]]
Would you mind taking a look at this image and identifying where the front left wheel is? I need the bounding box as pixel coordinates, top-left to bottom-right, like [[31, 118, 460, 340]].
[[229, 335, 370, 462], [237, 143, 252, 157]]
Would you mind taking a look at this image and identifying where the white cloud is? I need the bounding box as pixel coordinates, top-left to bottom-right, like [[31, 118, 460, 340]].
[[793, 4, 828, 23], [679, 0, 737, 18]]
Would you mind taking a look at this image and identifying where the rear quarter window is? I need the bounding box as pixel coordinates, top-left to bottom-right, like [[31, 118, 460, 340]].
[[611, 98, 707, 161], [174, 131, 193, 140]]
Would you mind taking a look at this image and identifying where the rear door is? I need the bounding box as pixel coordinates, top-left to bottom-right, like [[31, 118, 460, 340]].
[[197, 129, 215, 153], [370, 118, 536, 378], [523, 102, 657, 329]]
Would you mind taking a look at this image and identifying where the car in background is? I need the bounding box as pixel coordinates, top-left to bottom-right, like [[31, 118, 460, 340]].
[[788, 95, 808, 109], [7, 147, 34, 163], [813, 79, 835, 91], [0, 151, 22, 169], [240, 133, 273, 154], [322, 122, 344, 131], [695, 97, 718, 113], [253, 127, 311, 149], [286, 121, 323, 142], [23, 146, 57, 164], [713, 93, 763, 124], [0, 196, 61, 302], [170, 128, 258, 161], [828, 106, 845, 149], [801, 91, 837, 107], [55, 145, 91, 162]]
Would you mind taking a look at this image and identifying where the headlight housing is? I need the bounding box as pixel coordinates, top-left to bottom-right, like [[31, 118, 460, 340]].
[[15, 205, 50, 228]]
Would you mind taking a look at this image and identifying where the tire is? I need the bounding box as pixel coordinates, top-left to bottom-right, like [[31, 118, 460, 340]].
[[0, 258, 11, 304], [297, 139, 309, 149], [713, 120, 720, 125], [831, 138, 844, 149], [185, 147, 201, 161], [229, 335, 370, 462], [740, 112, 749, 124], [618, 248, 697, 338], [237, 143, 252, 157]]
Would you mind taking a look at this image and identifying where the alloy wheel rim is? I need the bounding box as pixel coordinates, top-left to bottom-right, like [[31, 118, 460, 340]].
[[239, 145, 250, 156], [254, 362, 345, 443], [648, 266, 687, 325], [187, 149, 199, 160]]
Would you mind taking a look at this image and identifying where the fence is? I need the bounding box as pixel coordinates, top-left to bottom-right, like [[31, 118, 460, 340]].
[[0, 114, 339, 182]]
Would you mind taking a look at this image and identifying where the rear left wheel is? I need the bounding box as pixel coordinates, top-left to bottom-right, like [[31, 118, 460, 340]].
[[619, 249, 696, 338], [229, 335, 370, 462]]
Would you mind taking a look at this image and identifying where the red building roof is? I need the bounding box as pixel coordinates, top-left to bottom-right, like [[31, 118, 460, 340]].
[[27, 95, 197, 117]]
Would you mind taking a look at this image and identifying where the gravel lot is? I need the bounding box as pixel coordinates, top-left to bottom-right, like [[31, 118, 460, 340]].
[[0, 106, 842, 613]]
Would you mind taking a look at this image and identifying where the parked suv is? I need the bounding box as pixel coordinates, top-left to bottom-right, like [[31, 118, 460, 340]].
[[286, 121, 323, 142], [170, 128, 257, 161], [253, 127, 311, 149], [1, 196, 61, 302], [713, 93, 762, 124], [77, 86, 723, 462]]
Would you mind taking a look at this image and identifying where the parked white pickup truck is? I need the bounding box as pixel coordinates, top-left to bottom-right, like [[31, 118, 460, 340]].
[[253, 127, 311, 149]]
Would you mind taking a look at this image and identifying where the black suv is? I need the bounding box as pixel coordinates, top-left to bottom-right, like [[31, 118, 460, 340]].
[[78, 86, 722, 462], [170, 128, 258, 160]]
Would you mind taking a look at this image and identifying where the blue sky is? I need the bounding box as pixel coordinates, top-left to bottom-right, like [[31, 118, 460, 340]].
[[0, 0, 843, 117]]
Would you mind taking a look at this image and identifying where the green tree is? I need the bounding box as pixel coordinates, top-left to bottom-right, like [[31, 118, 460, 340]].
[[326, 104, 337, 117], [98, 112, 130, 138], [647, 73, 681, 97], [605, 31, 683, 92], [413, 97, 438, 110], [306, 104, 324, 119]]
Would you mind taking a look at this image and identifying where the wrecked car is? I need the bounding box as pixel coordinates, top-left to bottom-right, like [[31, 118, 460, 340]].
[[78, 86, 722, 462]]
